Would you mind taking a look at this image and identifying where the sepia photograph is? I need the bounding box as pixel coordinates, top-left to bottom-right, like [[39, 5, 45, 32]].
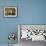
[[4, 7, 17, 17]]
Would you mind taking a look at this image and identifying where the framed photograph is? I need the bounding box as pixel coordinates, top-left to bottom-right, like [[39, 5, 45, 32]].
[[4, 6, 17, 17], [18, 24, 46, 42]]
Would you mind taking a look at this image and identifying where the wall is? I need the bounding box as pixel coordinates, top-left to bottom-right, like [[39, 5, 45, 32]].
[[0, 0, 18, 44], [0, 0, 46, 44]]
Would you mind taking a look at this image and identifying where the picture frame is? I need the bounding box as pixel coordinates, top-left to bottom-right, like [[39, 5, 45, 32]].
[[4, 6, 17, 17], [18, 24, 46, 42]]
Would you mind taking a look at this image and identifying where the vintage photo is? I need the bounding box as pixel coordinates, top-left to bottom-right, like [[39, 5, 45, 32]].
[[4, 7, 17, 17]]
